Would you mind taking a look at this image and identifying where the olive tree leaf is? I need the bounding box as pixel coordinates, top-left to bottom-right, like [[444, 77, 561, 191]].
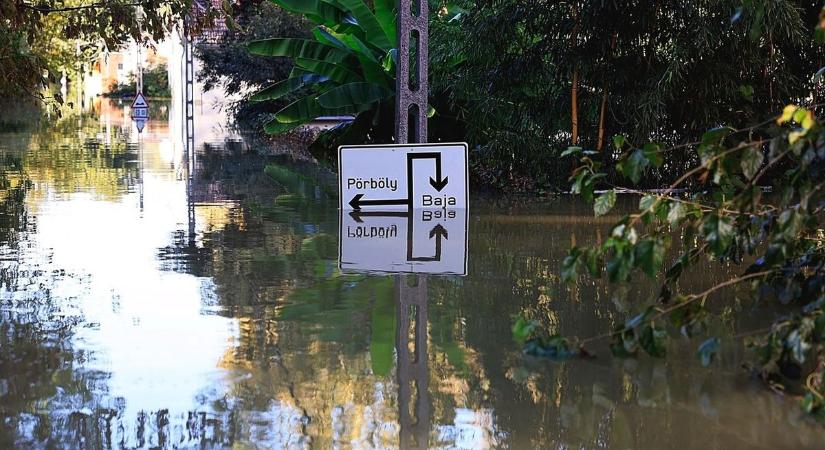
[[634, 238, 665, 277], [561, 248, 581, 283], [702, 213, 734, 257], [701, 126, 735, 145], [643, 142, 663, 167], [639, 194, 657, 212], [740, 146, 764, 180], [594, 190, 617, 217], [607, 247, 634, 283], [667, 201, 685, 226], [618, 149, 649, 184]]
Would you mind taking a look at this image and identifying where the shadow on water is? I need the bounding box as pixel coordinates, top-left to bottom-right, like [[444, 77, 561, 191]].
[[0, 99, 824, 448]]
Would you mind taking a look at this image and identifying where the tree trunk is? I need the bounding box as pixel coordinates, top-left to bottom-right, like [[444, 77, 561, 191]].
[[570, 3, 579, 145], [572, 69, 579, 145], [597, 34, 617, 151], [596, 83, 608, 151]]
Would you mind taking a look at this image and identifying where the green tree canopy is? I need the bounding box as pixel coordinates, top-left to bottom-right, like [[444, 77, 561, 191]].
[[432, 0, 825, 188], [0, 0, 220, 101]]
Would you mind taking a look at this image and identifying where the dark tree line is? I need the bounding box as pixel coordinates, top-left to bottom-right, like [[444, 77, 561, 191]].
[[430, 0, 825, 188]]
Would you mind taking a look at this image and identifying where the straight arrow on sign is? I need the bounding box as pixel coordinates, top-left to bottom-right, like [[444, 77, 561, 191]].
[[408, 223, 448, 262], [348, 194, 410, 210]]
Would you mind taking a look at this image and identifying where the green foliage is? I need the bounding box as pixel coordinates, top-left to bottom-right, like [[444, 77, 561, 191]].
[[106, 63, 171, 97], [430, 0, 825, 189], [525, 99, 825, 415], [593, 189, 616, 217], [248, 0, 397, 142], [512, 315, 579, 360], [1, 0, 220, 105], [196, 0, 311, 128]]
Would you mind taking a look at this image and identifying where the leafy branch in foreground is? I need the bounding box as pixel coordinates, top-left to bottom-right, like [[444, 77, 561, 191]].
[[518, 102, 825, 417]]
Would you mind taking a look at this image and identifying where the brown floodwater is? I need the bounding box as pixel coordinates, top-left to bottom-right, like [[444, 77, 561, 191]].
[[0, 100, 824, 449]]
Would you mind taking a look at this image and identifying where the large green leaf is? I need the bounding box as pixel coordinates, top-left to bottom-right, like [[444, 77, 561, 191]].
[[248, 38, 350, 64], [335, 0, 393, 51], [252, 78, 305, 103], [373, 0, 396, 47], [334, 33, 391, 85], [250, 75, 329, 103], [295, 57, 362, 84], [702, 213, 734, 257], [271, 0, 345, 25], [275, 96, 359, 123], [316, 82, 392, 108], [264, 118, 304, 134], [312, 27, 348, 50]]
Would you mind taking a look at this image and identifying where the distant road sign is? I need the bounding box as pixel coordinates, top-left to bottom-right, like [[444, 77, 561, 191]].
[[134, 117, 147, 133], [131, 92, 149, 109], [339, 208, 467, 275], [338, 143, 468, 211], [130, 92, 149, 133]]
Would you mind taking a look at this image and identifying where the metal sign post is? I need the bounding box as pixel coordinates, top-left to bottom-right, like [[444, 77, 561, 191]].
[[396, 0, 428, 144], [395, 3, 431, 447], [130, 92, 149, 133]]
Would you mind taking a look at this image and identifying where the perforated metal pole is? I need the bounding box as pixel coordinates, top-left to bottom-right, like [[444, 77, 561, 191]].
[[396, 2, 430, 446], [396, 0, 428, 144], [396, 274, 430, 449]]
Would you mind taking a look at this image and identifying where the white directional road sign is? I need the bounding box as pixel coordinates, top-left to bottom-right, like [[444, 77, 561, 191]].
[[339, 208, 467, 275], [338, 143, 468, 211]]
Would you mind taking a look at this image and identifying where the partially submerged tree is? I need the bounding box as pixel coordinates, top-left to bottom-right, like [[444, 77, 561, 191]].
[[517, 8, 825, 417]]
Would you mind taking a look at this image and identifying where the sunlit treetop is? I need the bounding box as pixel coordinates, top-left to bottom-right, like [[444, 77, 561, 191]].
[[0, 0, 225, 100]]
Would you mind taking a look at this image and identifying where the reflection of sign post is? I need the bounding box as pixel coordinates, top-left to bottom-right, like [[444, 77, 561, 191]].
[[130, 92, 149, 133], [339, 209, 467, 275], [338, 143, 468, 211]]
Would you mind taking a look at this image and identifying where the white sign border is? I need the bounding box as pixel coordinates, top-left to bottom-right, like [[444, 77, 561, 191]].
[[336, 208, 470, 276], [337, 142, 470, 212]]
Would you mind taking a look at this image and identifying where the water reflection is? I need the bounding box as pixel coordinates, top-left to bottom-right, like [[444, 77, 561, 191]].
[[339, 209, 467, 275], [0, 99, 824, 448]]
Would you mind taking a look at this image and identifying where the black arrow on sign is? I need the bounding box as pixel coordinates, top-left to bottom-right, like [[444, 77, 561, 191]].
[[407, 223, 448, 262], [348, 210, 410, 223], [407, 152, 449, 192], [429, 223, 448, 240], [349, 194, 410, 210]]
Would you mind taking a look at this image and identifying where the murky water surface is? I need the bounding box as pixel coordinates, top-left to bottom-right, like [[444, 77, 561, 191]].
[[1, 101, 824, 449]]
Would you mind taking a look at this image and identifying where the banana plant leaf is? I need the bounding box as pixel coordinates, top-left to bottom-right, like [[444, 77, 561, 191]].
[[326, 30, 391, 85], [316, 82, 392, 109], [271, 0, 345, 26], [248, 38, 350, 64], [312, 27, 349, 50], [295, 58, 363, 84], [250, 74, 330, 103], [275, 96, 360, 123], [335, 0, 393, 51], [373, 0, 396, 47], [264, 118, 305, 134]]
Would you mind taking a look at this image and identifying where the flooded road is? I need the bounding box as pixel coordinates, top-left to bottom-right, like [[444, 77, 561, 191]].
[[1, 100, 824, 449]]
